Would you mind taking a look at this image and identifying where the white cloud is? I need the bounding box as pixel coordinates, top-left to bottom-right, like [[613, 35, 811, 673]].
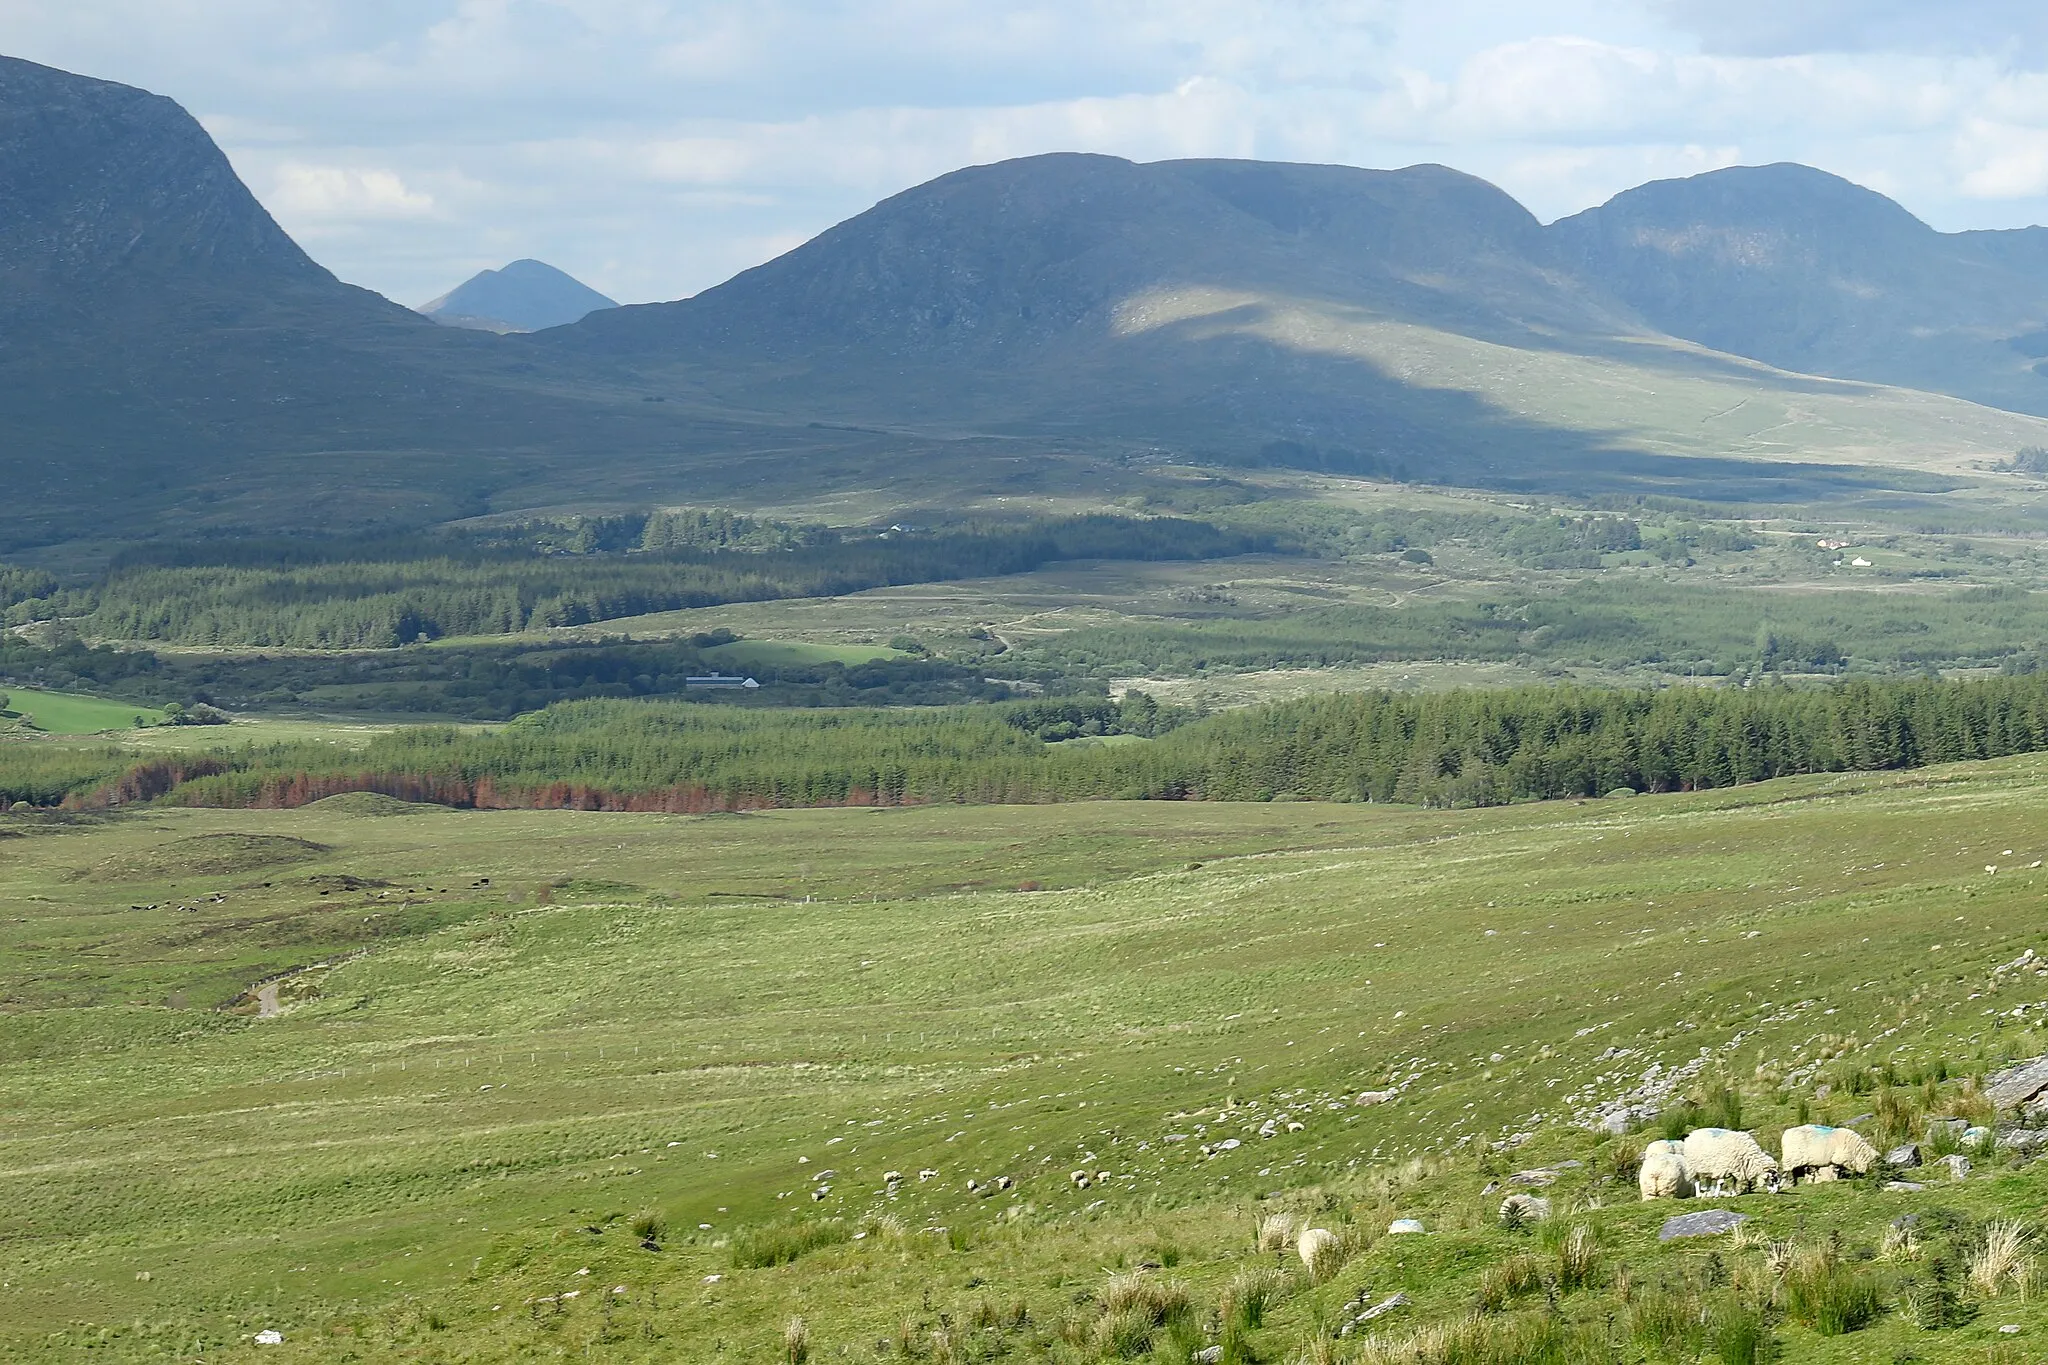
[[268, 164, 439, 221], [1958, 121, 2048, 199]]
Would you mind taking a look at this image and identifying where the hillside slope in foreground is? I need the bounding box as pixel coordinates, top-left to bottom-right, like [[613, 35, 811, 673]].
[[6, 764, 2048, 1360]]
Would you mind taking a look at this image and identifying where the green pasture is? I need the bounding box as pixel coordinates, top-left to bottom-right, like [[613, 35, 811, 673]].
[[700, 638, 908, 668], [0, 685, 163, 734], [5, 760, 2048, 1360]]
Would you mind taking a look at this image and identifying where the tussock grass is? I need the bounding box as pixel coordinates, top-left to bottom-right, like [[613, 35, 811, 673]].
[[1781, 1244, 1884, 1336], [1474, 1254, 1545, 1312], [1968, 1220, 2032, 1297], [729, 1218, 850, 1269]]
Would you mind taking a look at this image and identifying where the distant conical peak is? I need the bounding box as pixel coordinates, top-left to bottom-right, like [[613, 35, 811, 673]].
[[419, 259, 617, 333]]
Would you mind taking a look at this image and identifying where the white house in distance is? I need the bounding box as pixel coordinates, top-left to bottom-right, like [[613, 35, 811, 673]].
[[685, 675, 760, 689]]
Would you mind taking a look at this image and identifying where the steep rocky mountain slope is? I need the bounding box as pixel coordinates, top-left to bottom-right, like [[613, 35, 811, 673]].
[[0, 56, 847, 552], [419, 259, 617, 333]]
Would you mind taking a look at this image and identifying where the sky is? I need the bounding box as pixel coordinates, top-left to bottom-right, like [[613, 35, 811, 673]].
[[8, 0, 2048, 306]]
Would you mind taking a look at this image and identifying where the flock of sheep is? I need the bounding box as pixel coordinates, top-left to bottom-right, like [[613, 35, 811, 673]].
[[1636, 1124, 1879, 1200]]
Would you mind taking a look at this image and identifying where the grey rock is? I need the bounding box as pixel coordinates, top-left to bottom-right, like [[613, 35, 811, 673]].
[[1885, 1143, 1922, 1168], [1508, 1169, 1559, 1187], [1553, 1159, 1584, 1169], [1846, 1113, 1874, 1128], [1659, 1209, 1749, 1241], [1999, 1128, 2048, 1153], [1885, 1181, 1927, 1192], [1892, 1214, 1922, 1229], [1936, 1154, 1972, 1180], [1192, 1348, 1223, 1364], [1356, 1292, 1409, 1323], [1986, 1055, 2048, 1110], [1926, 1117, 1968, 1140]]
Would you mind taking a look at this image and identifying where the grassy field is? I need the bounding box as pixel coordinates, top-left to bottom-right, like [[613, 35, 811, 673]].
[[0, 686, 164, 734], [701, 639, 910, 669], [6, 760, 2048, 1361]]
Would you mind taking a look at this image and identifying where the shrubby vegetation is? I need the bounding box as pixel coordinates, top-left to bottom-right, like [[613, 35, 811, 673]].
[[1140, 484, 1754, 568], [1021, 581, 2048, 678], [1, 514, 1269, 647]]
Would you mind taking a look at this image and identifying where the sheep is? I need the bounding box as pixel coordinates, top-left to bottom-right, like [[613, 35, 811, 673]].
[[1638, 1151, 1694, 1200], [1780, 1125, 1879, 1184], [1297, 1227, 1338, 1269], [882, 1170, 904, 1185], [1682, 1128, 1780, 1196], [918, 1169, 937, 1182], [1069, 1170, 1092, 1189], [1643, 1139, 1685, 1158]]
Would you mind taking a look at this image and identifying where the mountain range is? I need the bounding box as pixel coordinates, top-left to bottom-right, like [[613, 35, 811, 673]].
[[7, 52, 2048, 552], [419, 259, 616, 333]]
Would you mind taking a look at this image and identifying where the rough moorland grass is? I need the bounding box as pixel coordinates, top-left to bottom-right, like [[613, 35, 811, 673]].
[[5, 760, 2048, 1359]]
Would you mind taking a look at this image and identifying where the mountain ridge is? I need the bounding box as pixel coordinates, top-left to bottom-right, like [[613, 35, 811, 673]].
[[7, 50, 2048, 553]]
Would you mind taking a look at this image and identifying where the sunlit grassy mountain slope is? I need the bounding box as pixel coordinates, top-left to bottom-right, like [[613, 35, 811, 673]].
[[545, 153, 2048, 499]]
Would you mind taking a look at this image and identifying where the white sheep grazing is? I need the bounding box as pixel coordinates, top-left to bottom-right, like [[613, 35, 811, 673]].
[[1296, 1227, 1338, 1268], [1069, 1170, 1091, 1189], [1780, 1125, 1879, 1183], [1682, 1128, 1780, 1196], [1643, 1139, 1684, 1158], [1638, 1151, 1694, 1200]]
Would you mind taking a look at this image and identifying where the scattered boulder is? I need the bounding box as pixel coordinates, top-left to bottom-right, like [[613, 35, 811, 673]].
[[1886, 1143, 1922, 1168], [1659, 1209, 1748, 1241], [1387, 1219, 1425, 1235], [1192, 1348, 1223, 1365], [1499, 1194, 1550, 1224], [1999, 1128, 2048, 1154], [1926, 1118, 1968, 1141], [1508, 1168, 1559, 1187], [1986, 1055, 2048, 1110], [1885, 1181, 1927, 1193], [1936, 1154, 1972, 1181]]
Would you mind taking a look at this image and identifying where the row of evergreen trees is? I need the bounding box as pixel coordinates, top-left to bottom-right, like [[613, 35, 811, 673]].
[[86, 674, 2048, 814]]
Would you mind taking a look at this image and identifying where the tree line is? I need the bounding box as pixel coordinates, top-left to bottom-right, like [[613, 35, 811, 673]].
[[25, 673, 2048, 814]]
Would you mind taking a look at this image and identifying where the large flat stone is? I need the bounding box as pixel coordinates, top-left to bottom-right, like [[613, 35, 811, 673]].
[[1659, 1209, 1748, 1241], [1987, 1056, 2048, 1110]]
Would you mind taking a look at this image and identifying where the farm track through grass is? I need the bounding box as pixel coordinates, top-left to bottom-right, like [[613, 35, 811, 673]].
[[5, 764, 2048, 1360]]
